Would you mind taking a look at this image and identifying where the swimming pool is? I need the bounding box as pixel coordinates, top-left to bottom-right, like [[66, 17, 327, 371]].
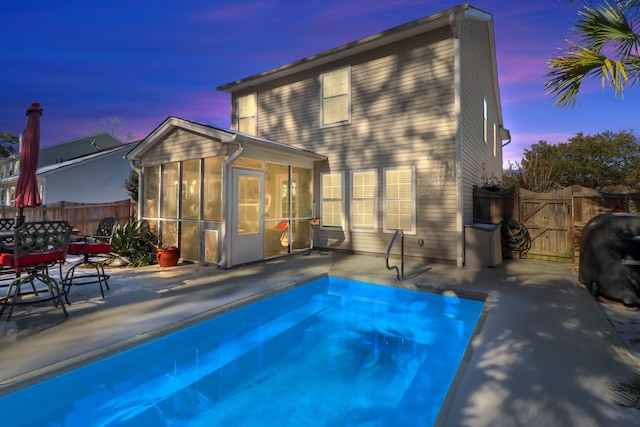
[[0, 276, 485, 426]]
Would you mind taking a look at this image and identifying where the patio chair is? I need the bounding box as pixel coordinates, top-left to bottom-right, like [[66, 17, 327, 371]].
[[0, 218, 16, 280], [0, 221, 72, 321], [63, 217, 118, 302]]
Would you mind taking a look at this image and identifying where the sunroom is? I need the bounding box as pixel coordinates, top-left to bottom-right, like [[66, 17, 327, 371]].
[[126, 117, 326, 268]]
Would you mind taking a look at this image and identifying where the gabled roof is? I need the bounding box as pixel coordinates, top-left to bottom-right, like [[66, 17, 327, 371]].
[[125, 116, 326, 161], [40, 131, 123, 152], [0, 143, 136, 183], [217, 3, 491, 94]]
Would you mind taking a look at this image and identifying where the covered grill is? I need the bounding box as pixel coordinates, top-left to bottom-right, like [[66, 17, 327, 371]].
[[579, 213, 640, 306]]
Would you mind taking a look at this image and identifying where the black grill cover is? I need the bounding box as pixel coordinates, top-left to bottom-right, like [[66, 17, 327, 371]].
[[579, 213, 640, 306]]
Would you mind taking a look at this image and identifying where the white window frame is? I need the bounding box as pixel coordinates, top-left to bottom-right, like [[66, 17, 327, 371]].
[[483, 96, 488, 144], [493, 122, 497, 157], [237, 93, 257, 135], [320, 66, 351, 128], [350, 169, 377, 232], [320, 171, 344, 229], [383, 166, 416, 235]]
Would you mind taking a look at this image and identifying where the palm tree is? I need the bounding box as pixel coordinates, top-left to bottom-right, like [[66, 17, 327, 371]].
[[546, 0, 640, 107]]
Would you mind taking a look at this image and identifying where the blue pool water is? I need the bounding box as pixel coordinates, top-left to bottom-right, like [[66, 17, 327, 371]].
[[0, 276, 485, 426]]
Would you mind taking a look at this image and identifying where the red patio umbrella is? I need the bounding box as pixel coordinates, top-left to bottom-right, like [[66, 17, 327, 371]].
[[15, 102, 43, 226]]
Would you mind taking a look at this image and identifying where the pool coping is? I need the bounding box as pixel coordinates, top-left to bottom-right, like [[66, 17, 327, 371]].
[[0, 270, 490, 416], [0, 272, 329, 396], [2, 253, 639, 425]]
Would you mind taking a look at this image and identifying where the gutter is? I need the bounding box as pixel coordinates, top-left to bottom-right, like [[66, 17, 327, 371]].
[[500, 126, 512, 147], [217, 135, 241, 269], [450, 11, 465, 268]]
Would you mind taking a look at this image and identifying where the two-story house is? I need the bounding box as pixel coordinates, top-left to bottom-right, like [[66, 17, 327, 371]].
[[126, 4, 510, 268]]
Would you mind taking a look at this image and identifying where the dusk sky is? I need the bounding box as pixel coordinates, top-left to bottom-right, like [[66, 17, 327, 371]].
[[2, 0, 639, 166]]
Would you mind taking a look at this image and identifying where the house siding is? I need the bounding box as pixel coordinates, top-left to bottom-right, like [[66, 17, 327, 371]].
[[43, 152, 132, 204], [459, 19, 503, 226], [139, 128, 228, 167], [234, 28, 459, 262]]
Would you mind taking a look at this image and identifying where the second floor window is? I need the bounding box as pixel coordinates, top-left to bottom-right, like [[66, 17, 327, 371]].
[[483, 96, 488, 144], [237, 93, 257, 135], [321, 67, 350, 127]]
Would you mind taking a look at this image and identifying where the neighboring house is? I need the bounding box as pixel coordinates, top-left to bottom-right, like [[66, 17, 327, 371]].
[[0, 143, 135, 205], [0, 132, 125, 205], [0, 132, 123, 179], [127, 4, 510, 268]]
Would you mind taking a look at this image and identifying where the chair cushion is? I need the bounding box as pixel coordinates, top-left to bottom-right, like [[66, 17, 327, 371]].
[[0, 249, 66, 269], [68, 242, 111, 255]]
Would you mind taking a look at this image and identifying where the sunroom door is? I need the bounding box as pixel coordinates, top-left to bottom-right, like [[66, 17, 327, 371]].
[[231, 168, 264, 265]]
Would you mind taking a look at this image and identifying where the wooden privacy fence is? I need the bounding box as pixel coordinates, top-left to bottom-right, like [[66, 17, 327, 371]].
[[474, 186, 640, 265], [0, 199, 137, 235]]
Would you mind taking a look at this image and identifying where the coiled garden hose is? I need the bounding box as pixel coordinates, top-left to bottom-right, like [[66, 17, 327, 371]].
[[500, 219, 531, 254]]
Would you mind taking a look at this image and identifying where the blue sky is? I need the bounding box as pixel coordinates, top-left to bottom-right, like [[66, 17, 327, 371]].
[[2, 0, 638, 165]]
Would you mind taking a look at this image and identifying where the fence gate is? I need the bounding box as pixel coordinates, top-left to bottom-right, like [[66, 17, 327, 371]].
[[518, 187, 573, 262]]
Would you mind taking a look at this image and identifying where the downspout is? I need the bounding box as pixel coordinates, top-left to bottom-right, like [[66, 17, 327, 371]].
[[128, 159, 143, 221], [450, 12, 465, 267], [217, 135, 241, 269]]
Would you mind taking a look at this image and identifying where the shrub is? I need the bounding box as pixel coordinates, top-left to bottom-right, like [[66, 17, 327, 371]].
[[110, 220, 158, 267]]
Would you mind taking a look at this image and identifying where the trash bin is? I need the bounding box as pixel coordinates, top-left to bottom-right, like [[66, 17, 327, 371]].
[[465, 223, 502, 267]]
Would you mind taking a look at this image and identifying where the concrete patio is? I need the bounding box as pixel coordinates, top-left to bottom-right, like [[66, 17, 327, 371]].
[[0, 252, 639, 426]]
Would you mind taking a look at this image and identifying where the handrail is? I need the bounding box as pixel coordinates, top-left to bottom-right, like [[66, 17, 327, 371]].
[[385, 229, 404, 280]]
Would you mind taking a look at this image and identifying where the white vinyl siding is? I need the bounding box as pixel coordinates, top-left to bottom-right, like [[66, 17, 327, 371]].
[[350, 169, 377, 232], [139, 128, 228, 167], [320, 172, 344, 228], [460, 19, 503, 227], [241, 27, 463, 262], [321, 67, 350, 127], [238, 93, 257, 135], [383, 166, 415, 234]]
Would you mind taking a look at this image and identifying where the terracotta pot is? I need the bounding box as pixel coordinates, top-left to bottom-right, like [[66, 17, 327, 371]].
[[156, 247, 180, 267]]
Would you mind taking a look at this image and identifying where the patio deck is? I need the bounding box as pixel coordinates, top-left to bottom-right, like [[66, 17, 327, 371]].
[[0, 252, 639, 426]]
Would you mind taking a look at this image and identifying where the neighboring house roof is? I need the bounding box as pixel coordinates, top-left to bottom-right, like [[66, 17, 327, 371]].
[[125, 116, 326, 161], [37, 132, 125, 167], [0, 143, 136, 183]]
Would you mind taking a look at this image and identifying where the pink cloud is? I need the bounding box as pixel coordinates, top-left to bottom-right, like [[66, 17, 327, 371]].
[[195, 1, 273, 22]]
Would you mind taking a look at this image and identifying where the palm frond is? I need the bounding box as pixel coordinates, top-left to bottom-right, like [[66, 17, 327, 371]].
[[611, 374, 640, 410], [574, 0, 640, 56], [546, 1, 640, 107]]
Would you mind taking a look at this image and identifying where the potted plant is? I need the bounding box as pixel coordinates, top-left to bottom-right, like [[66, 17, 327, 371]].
[[155, 244, 180, 267]]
